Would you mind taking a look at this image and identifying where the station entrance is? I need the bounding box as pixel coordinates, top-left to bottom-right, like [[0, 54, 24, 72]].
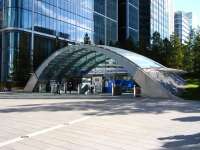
[[35, 60, 138, 96], [24, 45, 184, 98]]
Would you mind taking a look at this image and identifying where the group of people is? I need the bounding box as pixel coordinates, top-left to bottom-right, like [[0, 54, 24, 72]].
[[52, 81, 73, 94], [84, 84, 95, 95], [46, 81, 97, 95]]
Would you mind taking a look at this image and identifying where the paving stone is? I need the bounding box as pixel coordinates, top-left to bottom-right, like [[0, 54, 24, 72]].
[[0, 93, 199, 150]]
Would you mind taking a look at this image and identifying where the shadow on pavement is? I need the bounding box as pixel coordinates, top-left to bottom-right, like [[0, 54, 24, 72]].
[[0, 97, 200, 115], [158, 133, 200, 150], [172, 116, 200, 122], [0, 93, 120, 99]]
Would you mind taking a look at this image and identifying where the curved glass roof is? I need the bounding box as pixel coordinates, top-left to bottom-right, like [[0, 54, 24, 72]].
[[38, 45, 166, 81], [25, 44, 182, 99], [99, 45, 165, 69]]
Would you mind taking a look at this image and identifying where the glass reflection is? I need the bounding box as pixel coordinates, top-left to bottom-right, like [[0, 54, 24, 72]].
[[1, 0, 118, 81]]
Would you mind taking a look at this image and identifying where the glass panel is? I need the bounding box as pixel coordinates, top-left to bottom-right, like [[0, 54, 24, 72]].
[[101, 46, 164, 68]]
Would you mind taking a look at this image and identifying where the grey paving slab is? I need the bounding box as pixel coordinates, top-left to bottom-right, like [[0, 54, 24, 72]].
[[0, 93, 199, 150]]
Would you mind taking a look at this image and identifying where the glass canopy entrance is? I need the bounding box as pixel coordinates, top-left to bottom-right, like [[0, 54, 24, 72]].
[[24, 45, 185, 99]]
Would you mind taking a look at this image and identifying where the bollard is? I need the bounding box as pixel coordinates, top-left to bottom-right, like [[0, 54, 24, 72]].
[[133, 85, 136, 97]]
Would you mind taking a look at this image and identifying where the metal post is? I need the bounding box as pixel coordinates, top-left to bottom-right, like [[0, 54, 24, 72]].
[[105, 0, 107, 45], [112, 82, 114, 96], [127, 0, 130, 38], [64, 82, 67, 94], [77, 84, 81, 95], [1, 32, 4, 82], [1, 0, 5, 82], [133, 85, 136, 97], [30, 0, 35, 73]]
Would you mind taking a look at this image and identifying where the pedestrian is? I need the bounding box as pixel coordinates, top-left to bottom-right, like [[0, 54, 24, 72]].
[[90, 85, 94, 94], [57, 82, 61, 94], [68, 82, 73, 94]]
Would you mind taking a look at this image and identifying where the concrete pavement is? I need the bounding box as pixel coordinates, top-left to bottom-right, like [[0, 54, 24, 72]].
[[0, 93, 199, 150]]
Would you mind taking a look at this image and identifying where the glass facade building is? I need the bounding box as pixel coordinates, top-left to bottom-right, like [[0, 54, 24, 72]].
[[168, 0, 174, 36], [139, 0, 170, 48], [118, 0, 139, 42], [0, 0, 118, 82], [174, 11, 192, 43]]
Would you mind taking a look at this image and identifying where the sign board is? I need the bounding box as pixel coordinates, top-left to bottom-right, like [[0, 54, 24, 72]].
[[92, 76, 103, 93]]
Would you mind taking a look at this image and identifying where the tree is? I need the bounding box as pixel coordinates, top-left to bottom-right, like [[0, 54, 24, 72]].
[[114, 41, 121, 48], [163, 38, 172, 66], [182, 36, 194, 72], [192, 31, 200, 74], [118, 36, 136, 52], [168, 34, 184, 69], [99, 40, 104, 45], [55, 36, 60, 50], [151, 32, 164, 63], [109, 41, 113, 46], [84, 33, 91, 44], [113, 36, 137, 53], [126, 36, 136, 51]]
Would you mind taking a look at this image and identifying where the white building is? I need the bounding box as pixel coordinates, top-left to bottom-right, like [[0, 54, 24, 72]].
[[174, 11, 192, 43], [168, 0, 174, 36]]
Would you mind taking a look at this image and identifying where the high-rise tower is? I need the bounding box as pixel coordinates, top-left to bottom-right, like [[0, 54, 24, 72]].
[[139, 0, 171, 48]]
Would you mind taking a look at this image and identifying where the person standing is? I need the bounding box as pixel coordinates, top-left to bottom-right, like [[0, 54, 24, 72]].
[[57, 82, 61, 94], [68, 81, 73, 94]]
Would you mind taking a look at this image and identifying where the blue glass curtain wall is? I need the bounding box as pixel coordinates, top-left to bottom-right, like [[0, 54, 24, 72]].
[[0, 0, 118, 82]]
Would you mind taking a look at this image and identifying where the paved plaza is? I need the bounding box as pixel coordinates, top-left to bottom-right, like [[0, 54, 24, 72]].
[[0, 93, 199, 150]]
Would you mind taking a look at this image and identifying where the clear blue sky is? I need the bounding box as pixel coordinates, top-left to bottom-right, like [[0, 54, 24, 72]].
[[174, 0, 200, 28]]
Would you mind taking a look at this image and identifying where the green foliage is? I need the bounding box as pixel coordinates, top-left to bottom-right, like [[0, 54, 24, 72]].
[[192, 31, 200, 74], [114, 36, 137, 53], [180, 73, 200, 100], [84, 33, 91, 44], [124, 36, 136, 51], [149, 32, 197, 73], [113, 30, 199, 75], [163, 38, 172, 66], [168, 34, 184, 69], [151, 32, 164, 63], [55, 36, 60, 50], [182, 38, 194, 72]]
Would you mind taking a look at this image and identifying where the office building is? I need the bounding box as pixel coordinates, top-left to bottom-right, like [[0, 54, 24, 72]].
[[174, 11, 192, 43], [139, 0, 171, 48], [118, 0, 139, 42], [185, 12, 193, 38], [0, 0, 118, 82], [168, 0, 174, 36]]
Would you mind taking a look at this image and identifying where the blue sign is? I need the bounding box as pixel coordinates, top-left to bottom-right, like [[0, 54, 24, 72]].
[[103, 80, 135, 93]]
